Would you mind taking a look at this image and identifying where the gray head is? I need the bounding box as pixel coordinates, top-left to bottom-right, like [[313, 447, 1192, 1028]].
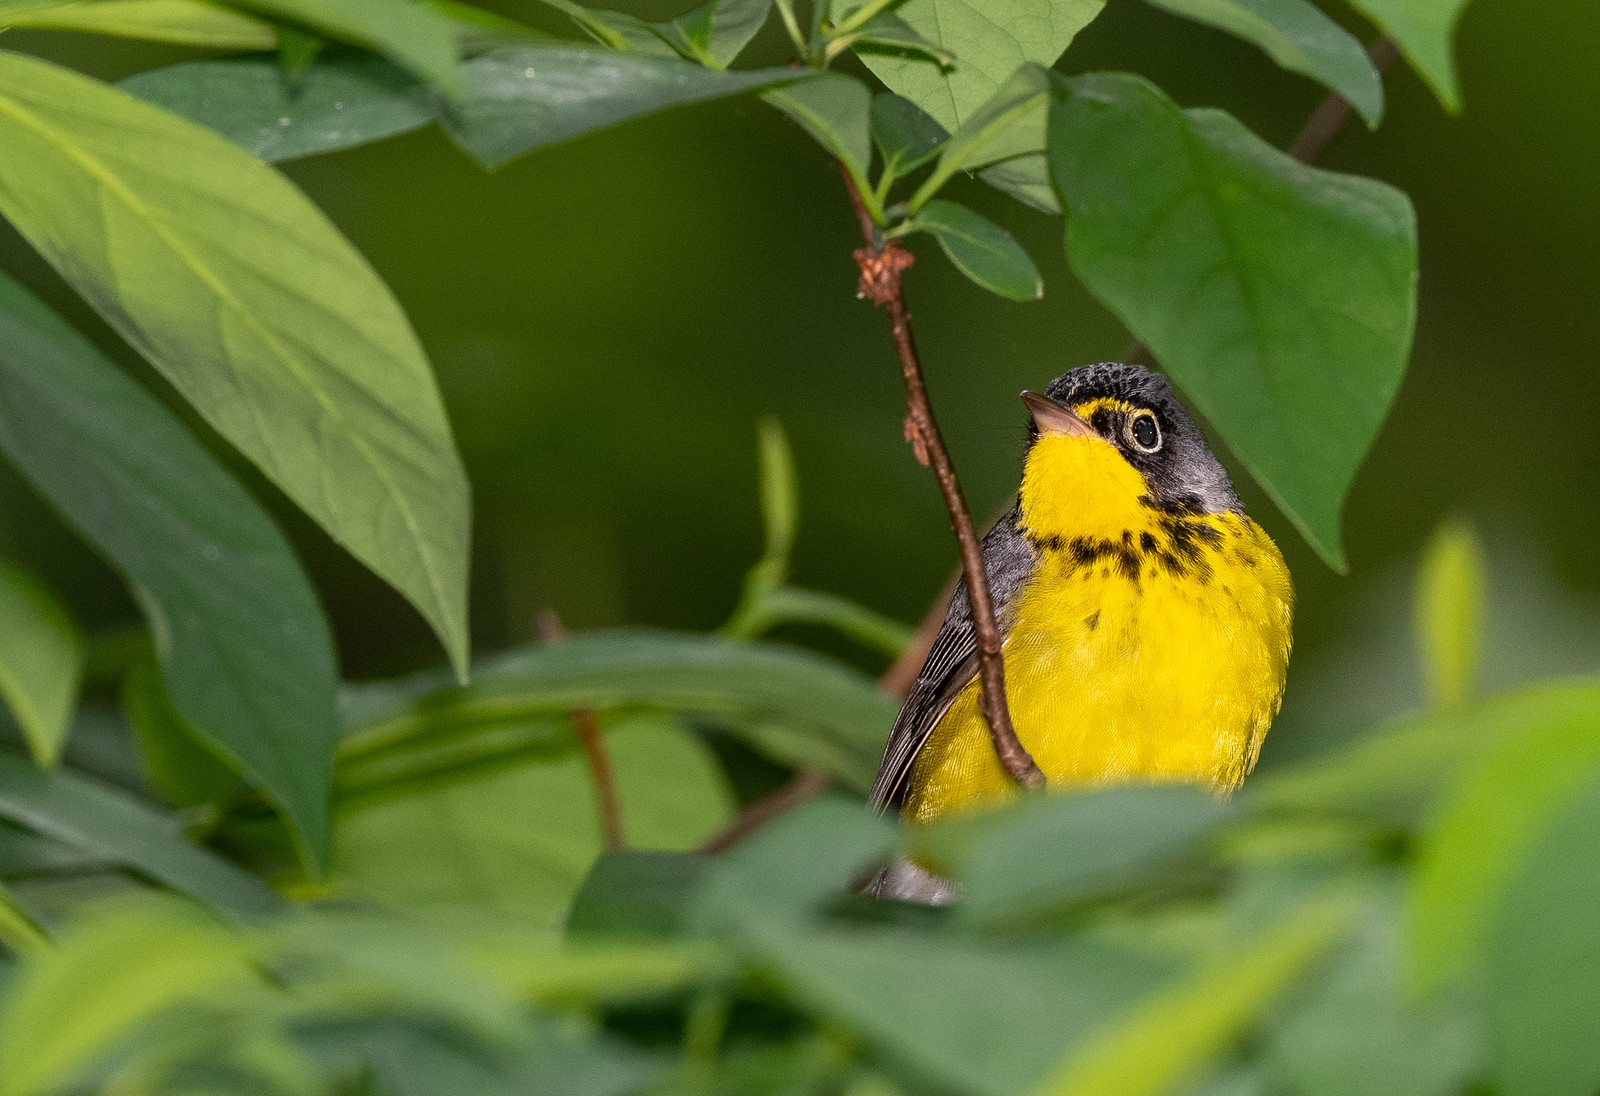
[[1022, 362, 1240, 516]]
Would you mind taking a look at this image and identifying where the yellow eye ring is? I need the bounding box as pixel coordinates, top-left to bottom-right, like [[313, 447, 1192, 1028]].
[[1126, 411, 1161, 452]]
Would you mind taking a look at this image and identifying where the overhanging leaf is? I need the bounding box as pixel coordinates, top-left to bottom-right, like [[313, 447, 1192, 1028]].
[[857, 0, 1105, 132], [0, 53, 472, 677], [870, 93, 947, 180], [1049, 72, 1416, 568], [3, 0, 278, 47], [910, 62, 1049, 212], [909, 199, 1042, 301], [230, 0, 461, 94], [0, 272, 339, 870], [654, 0, 771, 68], [1141, 0, 1383, 126], [0, 562, 82, 768], [761, 74, 874, 206], [120, 53, 434, 163], [1344, 0, 1472, 111]]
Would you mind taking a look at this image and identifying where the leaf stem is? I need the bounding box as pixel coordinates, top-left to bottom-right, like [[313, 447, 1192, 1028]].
[[536, 609, 626, 852], [838, 164, 1044, 794]]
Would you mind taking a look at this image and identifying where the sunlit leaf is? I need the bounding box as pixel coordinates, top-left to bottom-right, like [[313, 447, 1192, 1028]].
[[1410, 682, 1600, 990], [448, 46, 813, 168], [0, 562, 81, 768], [231, 0, 460, 94], [3, 0, 277, 47], [1141, 0, 1383, 125], [1344, 0, 1472, 111], [0, 54, 472, 678], [910, 199, 1042, 301], [121, 53, 433, 162], [857, 0, 1104, 132], [1049, 72, 1416, 569], [1413, 517, 1485, 710], [0, 273, 339, 869]]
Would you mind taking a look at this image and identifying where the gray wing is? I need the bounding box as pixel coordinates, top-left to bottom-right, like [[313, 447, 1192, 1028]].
[[869, 503, 1036, 812]]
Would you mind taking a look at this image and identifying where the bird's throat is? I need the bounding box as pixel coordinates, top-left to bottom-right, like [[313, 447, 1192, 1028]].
[[1019, 435, 1154, 544]]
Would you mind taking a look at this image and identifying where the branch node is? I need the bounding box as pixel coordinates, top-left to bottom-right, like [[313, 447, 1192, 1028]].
[[853, 243, 914, 306], [902, 411, 931, 466]]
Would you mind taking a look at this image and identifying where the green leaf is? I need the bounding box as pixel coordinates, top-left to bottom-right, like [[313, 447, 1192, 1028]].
[[1409, 682, 1600, 991], [761, 74, 875, 211], [870, 92, 947, 179], [121, 660, 241, 809], [839, 12, 956, 67], [0, 881, 49, 958], [1140, 0, 1383, 126], [1485, 772, 1600, 1096], [749, 586, 913, 658], [909, 199, 1042, 301], [1344, 0, 1471, 111], [230, 0, 460, 94], [909, 62, 1049, 212], [0, 272, 339, 870], [980, 153, 1059, 213], [0, 53, 472, 677], [654, 0, 771, 69], [568, 851, 714, 940], [120, 53, 434, 163], [0, 562, 82, 768], [335, 716, 733, 929], [2, 0, 278, 47], [1038, 896, 1355, 1096], [0, 751, 283, 917], [431, 0, 554, 55], [1413, 517, 1485, 711], [449, 46, 813, 169], [342, 629, 897, 792], [912, 786, 1232, 926], [0, 899, 256, 1096], [1049, 72, 1416, 569], [857, 0, 1104, 132]]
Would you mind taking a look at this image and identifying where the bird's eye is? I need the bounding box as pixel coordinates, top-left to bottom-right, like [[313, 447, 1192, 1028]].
[[1127, 412, 1161, 452]]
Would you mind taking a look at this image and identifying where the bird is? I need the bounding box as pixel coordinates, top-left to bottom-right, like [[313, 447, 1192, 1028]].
[[870, 362, 1293, 903]]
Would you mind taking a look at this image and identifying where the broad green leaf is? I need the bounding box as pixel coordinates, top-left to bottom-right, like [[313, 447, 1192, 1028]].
[[120, 54, 433, 163], [3, 0, 277, 47], [341, 630, 897, 791], [1049, 73, 1416, 569], [1414, 518, 1485, 710], [910, 199, 1042, 301], [568, 851, 714, 940], [857, 0, 1104, 132], [0, 562, 81, 768], [0, 54, 472, 677], [1486, 773, 1600, 1096], [0, 272, 339, 870], [0, 899, 255, 1096], [121, 660, 241, 809], [335, 716, 733, 929], [0, 881, 49, 958], [1344, 0, 1471, 111], [762, 74, 875, 208], [834, 12, 955, 67], [0, 751, 282, 916], [870, 93, 947, 179], [1141, 0, 1383, 126], [742, 920, 1170, 1096], [911, 786, 1232, 927], [231, 0, 460, 94], [655, 0, 771, 68], [1409, 682, 1600, 991], [1038, 896, 1355, 1096], [449, 47, 814, 169], [1268, 885, 1479, 1096], [910, 63, 1049, 212], [980, 154, 1059, 213]]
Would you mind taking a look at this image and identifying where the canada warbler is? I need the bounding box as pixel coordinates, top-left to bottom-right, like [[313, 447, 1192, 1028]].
[[871, 362, 1293, 902]]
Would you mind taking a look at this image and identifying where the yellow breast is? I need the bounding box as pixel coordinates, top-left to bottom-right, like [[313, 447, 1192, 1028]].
[[903, 436, 1293, 824]]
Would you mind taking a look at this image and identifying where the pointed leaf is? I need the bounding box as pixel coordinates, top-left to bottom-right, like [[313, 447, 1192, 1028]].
[[231, 0, 460, 94], [980, 153, 1059, 213], [0, 53, 472, 675], [655, 0, 771, 68], [911, 199, 1042, 301], [121, 53, 433, 162], [1345, 0, 1471, 111], [857, 0, 1105, 132], [761, 73, 873, 199], [1141, 0, 1383, 126], [845, 12, 955, 66], [0, 563, 81, 768], [870, 93, 947, 178], [0, 272, 339, 870], [1049, 72, 1416, 568], [910, 62, 1049, 212], [3, 0, 277, 47], [449, 46, 813, 168]]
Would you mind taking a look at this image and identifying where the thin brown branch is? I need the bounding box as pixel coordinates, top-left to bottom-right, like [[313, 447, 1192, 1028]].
[[536, 609, 626, 852], [698, 767, 830, 854], [1124, 35, 1401, 362], [841, 166, 1045, 792]]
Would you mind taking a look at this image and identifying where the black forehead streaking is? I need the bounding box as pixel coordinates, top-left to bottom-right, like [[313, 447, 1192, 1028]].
[[1044, 362, 1175, 412]]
